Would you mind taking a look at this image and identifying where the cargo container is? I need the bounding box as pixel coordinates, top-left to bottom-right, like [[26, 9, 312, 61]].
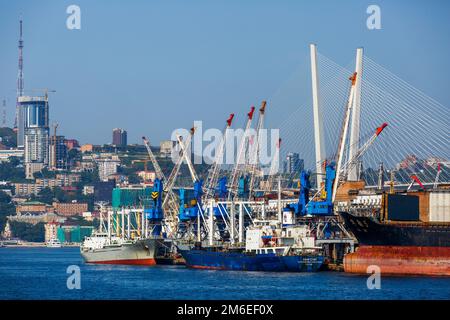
[[383, 194, 419, 221], [429, 191, 450, 222]]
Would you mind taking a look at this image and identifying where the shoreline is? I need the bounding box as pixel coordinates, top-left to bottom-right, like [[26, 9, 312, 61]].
[[1, 242, 80, 248]]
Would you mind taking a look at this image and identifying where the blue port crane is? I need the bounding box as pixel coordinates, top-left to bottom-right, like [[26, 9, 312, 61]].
[[284, 163, 335, 217], [144, 178, 164, 236], [142, 136, 180, 236], [285, 122, 388, 217]]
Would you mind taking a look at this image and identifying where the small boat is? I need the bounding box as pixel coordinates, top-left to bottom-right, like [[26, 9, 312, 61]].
[[155, 239, 186, 265], [46, 238, 62, 248]]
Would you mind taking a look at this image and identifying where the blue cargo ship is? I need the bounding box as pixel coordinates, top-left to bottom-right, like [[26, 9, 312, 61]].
[[180, 246, 324, 272], [179, 223, 324, 272]]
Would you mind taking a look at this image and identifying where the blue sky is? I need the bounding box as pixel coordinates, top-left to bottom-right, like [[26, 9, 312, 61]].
[[0, 0, 449, 145]]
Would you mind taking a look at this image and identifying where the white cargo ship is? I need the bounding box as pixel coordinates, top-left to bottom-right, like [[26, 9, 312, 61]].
[[80, 232, 160, 265]]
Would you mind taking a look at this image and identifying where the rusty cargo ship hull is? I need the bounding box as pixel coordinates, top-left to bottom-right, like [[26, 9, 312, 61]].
[[340, 212, 450, 276]]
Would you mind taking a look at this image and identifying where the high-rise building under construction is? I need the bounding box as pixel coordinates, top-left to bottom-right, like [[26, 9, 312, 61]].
[[49, 135, 68, 170], [20, 95, 50, 179]]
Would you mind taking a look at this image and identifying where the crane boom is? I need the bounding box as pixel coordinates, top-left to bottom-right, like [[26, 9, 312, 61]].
[[228, 106, 255, 201], [142, 136, 165, 180], [203, 113, 234, 200], [408, 174, 425, 191], [176, 134, 199, 183], [247, 101, 266, 200], [163, 127, 195, 208], [433, 163, 441, 189], [332, 73, 358, 202], [338, 122, 388, 183], [264, 138, 281, 195]]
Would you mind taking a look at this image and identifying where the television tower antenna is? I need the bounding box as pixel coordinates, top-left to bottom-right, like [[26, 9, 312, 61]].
[[15, 17, 24, 129]]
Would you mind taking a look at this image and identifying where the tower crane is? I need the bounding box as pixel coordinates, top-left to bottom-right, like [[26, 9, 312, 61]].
[[30, 88, 56, 97]]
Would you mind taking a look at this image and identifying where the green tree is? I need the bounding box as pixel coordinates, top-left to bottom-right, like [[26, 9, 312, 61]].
[[53, 187, 68, 202], [128, 173, 141, 184], [0, 127, 17, 148], [80, 169, 100, 184], [68, 148, 80, 161], [10, 221, 45, 242], [0, 190, 15, 232], [0, 157, 26, 182], [8, 156, 20, 167], [33, 167, 56, 179], [33, 187, 55, 204]]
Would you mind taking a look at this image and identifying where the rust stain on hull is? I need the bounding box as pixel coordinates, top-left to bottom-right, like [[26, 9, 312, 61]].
[[344, 245, 450, 276]]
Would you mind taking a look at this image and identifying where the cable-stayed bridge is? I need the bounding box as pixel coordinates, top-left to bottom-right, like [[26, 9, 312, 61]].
[[266, 45, 449, 188]]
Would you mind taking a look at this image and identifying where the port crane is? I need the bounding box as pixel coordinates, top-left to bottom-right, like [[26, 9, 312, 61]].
[[162, 127, 196, 210], [337, 123, 388, 187], [433, 163, 441, 189], [202, 113, 235, 201], [175, 133, 203, 216], [407, 174, 425, 191], [332, 72, 359, 202], [175, 134, 200, 184], [287, 71, 388, 217], [142, 136, 180, 235], [331, 71, 388, 202], [247, 101, 267, 200], [176, 132, 234, 241], [228, 106, 255, 201]]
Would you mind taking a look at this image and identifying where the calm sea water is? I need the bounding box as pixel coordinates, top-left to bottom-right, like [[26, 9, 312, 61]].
[[0, 247, 449, 300]]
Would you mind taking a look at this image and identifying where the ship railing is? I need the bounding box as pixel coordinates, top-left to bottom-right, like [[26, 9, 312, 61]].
[[346, 207, 380, 218]]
